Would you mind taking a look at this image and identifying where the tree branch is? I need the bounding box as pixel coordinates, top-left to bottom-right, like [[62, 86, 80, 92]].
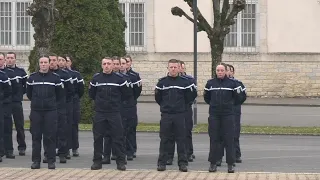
[[171, 6, 206, 32], [221, 0, 230, 24], [184, 1, 213, 35], [212, 0, 221, 32], [225, 0, 246, 26]]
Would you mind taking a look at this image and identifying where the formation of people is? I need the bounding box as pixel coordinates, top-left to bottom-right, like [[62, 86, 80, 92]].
[[0, 52, 246, 173]]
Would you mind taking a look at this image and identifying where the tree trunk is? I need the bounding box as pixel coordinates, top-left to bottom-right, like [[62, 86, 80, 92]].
[[209, 36, 224, 78]]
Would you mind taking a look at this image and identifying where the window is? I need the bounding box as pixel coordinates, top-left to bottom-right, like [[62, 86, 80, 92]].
[[224, 0, 258, 52], [0, 0, 32, 50], [119, 0, 146, 52]]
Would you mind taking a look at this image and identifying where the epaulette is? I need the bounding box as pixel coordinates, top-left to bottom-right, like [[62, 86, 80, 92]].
[[52, 72, 61, 77], [158, 76, 166, 81], [0, 70, 5, 74], [129, 72, 137, 76], [5, 68, 14, 72], [114, 72, 124, 77], [121, 72, 129, 77], [93, 73, 100, 77], [179, 75, 188, 80], [29, 72, 37, 77]]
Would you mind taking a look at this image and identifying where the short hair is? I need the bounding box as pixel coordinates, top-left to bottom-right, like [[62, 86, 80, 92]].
[[227, 64, 234, 71], [125, 55, 132, 62], [48, 52, 57, 57], [218, 63, 227, 70], [168, 59, 180, 64], [39, 55, 50, 61], [120, 57, 128, 62], [0, 52, 5, 57], [6, 52, 16, 58], [179, 60, 185, 65]]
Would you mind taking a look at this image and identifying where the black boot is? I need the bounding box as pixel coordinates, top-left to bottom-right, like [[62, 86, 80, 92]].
[[127, 156, 134, 161], [43, 156, 48, 163], [48, 162, 56, 169], [6, 152, 15, 159], [209, 164, 217, 172], [235, 157, 242, 163], [59, 155, 67, 163], [187, 156, 193, 162], [117, 164, 126, 171], [19, 150, 25, 156], [216, 159, 222, 166], [179, 164, 188, 172], [66, 151, 71, 159], [157, 164, 166, 171], [228, 164, 235, 173], [102, 156, 110, 164], [111, 155, 117, 160], [31, 162, 40, 169], [91, 162, 102, 170], [72, 149, 79, 157]]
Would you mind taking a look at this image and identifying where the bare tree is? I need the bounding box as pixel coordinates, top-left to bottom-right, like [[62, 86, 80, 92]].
[[171, 0, 246, 77]]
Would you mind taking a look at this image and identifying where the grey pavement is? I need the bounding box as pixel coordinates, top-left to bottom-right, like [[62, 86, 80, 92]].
[[1, 132, 320, 173], [22, 101, 320, 127]]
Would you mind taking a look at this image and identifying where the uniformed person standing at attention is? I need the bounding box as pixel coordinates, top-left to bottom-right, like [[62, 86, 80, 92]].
[[41, 53, 73, 164], [228, 64, 246, 163], [204, 64, 246, 173], [119, 57, 141, 161], [0, 57, 12, 163], [155, 59, 197, 172], [0, 52, 18, 159], [66, 56, 84, 157], [5, 52, 28, 156], [27, 56, 63, 169], [89, 57, 131, 171], [125, 55, 141, 158]]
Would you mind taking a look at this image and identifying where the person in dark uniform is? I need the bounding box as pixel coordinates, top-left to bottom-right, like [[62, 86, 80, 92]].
[[41, 53, 74, 164], [125, 55, 142, 158], [179, 61, 196, 162], [204, 63, 246, 173], [155, 59, 197, 172], [166, 60, 196, 164], [66, 56, 84, 157], [0, 52, 18, 159], [89, 57, 131, 171], [102, 56, 121, 163], [27, 56, 63, 169], [58, 56, 74, 160], [228, 64, 246, 163], [0, 55, 12, 163], [119, 57, 141, 161], [5, 52, 28, 156]]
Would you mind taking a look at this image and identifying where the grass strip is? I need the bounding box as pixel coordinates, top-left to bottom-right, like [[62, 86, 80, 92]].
[[20, 121, 320, 135]]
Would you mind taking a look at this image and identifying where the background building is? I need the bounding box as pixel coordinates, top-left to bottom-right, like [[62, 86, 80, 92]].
[[1, 0, 320, 97]]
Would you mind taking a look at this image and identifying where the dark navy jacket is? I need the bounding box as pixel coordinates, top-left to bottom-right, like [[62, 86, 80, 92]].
[[155, 75, 197, 114], [89, 72, 132, 113], [6, 65, 27, 102], [51, 68, 74, 108], [121, 71, 142, 109], [66, 68, 84, 100], [0, 68, 19, 104], [180, 72, 197, 107], [230, 77, 247, 115], [204, 75, 246, 115], [128, 68, 142, 105], [0, 71, 12, 104], [26, 71, 64, 111]]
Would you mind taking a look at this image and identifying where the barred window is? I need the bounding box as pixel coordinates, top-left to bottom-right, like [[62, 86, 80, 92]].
[[0, 0, 32, 49], [224, 0, 258, 52], [119, 0, 146, 52]]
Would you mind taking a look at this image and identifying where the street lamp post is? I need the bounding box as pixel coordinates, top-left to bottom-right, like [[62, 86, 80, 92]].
[[193, 0, 198, 126]]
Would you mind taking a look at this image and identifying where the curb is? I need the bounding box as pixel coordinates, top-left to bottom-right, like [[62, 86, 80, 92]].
[[137, 100, 320, 107]]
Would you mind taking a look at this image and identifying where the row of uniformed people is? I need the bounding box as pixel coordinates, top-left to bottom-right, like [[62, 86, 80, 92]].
[[26, 54, 84, 169], [154, 60, 246, 173], [0, 52, 28, 162], [88, 56, 141, 170]]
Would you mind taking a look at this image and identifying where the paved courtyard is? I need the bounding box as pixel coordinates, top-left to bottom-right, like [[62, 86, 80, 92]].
[[0, 168, 319, 180]]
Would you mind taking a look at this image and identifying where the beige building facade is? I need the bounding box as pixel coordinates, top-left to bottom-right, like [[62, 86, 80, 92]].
[[1, 0, 320, 97]]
